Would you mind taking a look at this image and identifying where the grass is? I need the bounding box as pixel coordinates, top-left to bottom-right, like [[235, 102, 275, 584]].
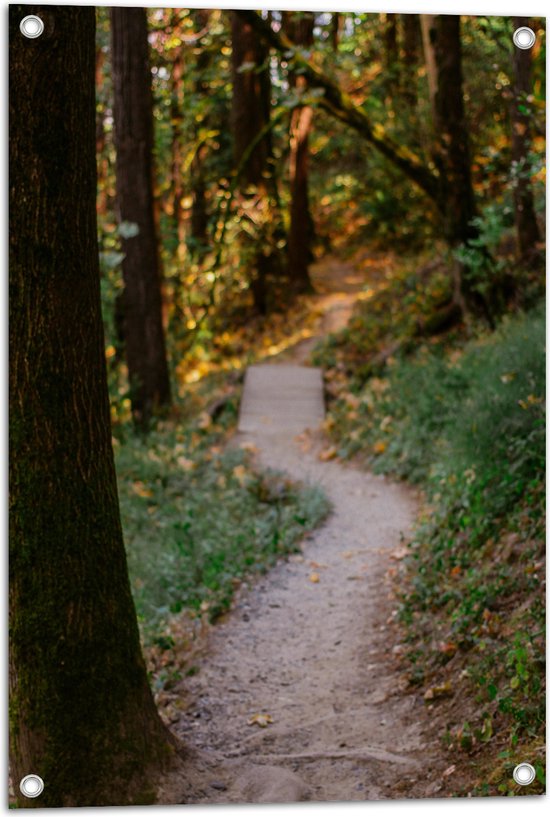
[[314, 267, 545, 794], [114, 397, 329, 641]]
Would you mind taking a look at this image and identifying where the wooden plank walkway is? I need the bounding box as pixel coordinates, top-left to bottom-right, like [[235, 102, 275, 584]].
[[237, 364, 325, 435]]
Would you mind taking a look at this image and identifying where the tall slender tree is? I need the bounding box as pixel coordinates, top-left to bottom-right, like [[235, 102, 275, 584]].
[[237, 10, 490, 320], [402, 14, 421, 108], [283, 10, 315, 294], [9, 5, 174, 806], [110, 7, 171, 426], [509, 17, 542, 267], [429, 15, 488, 316], [231, 10, 283, 313]]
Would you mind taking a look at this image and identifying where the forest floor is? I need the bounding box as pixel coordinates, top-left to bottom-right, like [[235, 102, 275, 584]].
[[157, 256, 466, 804]]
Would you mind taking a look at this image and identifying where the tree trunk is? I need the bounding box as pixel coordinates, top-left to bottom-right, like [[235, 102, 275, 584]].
[[231, 11, 272, 188], [110, 7, 171, 427], [284, 11, 315, 294], [420, 15, 438, 115], [402, 14, 421, 107], [330, 12, 342, 51], [509, 17, 542, 267], [9, 5, 174, 807], [189, 8, 212, 259], [384, 14, 399, 96], [231, 11, 284, 313], [429, 15, 488, 317]]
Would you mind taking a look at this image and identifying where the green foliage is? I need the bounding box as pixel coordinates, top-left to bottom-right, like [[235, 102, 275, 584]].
[[116, 418, 329, 638], [321, 302, 545, 756]]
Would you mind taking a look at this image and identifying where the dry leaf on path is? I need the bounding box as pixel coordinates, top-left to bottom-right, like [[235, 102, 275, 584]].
[[424, 681, 453, 701], [318, 446, 337, 462], [247, 713, 273, 728], [309, 572, 321, 583]]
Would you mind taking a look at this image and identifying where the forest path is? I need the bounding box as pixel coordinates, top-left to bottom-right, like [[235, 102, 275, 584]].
[[164, 255, 440, 804]]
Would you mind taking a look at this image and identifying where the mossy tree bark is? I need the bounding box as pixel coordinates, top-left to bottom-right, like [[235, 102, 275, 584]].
[[9, 6, 174, 807], [110, 7, 171, 427]]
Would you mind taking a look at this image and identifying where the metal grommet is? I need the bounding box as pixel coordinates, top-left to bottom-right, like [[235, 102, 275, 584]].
[[513, 27, 536, 50], [20, 15, 44, 39], [19, 774, 45, 798], [513, 762, 536, 786]]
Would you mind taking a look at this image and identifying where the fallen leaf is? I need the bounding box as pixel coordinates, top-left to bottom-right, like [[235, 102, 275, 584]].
[[318, 446, 337, 462], [438, 642, 458, 657], [309, 572, 321, 583], [424, 681, 453, 701], [232, 464, 248, 486], [197, 411, 212, 429], [373, 440, 386, 454], [247, 713, 273, 728], [177, 456, 195, 472], [390, 547, 409, 561], [132, 481, 153, 498], [442, 764, 456, 778], [239, 441, 258, 454]]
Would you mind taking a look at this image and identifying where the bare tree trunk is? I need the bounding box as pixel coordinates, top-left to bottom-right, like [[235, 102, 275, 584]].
[[330, 12, 342, 51], [428, 15, 492, 319], [402, 14, 421, 108], [284, 11, 315, 294], [420, 15, 438, 116], [509, 16, 542, 267], [231, 11, 283, 313], [189, 8, 212, 259], [9, 5, 174, 806], [110, 7, 171, 427]]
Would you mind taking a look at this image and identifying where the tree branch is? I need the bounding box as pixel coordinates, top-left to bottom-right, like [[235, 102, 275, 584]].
[[237, 9, 441, 202]]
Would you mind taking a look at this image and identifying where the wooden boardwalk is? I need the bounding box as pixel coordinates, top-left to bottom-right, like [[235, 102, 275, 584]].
[[237, 364, 325, 435]]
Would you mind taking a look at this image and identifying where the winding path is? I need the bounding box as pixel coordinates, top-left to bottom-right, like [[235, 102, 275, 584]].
[[164, 257, 438, 804]]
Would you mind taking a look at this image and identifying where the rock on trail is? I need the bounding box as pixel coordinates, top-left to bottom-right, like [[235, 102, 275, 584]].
[[165, 353, 437, 804]]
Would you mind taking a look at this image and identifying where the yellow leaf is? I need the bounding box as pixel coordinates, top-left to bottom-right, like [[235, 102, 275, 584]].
[[247, 713, 273, 728], [197, 411, 212, 429], [232, 464, 248, 486], [424, 681, 453, 701], [132, 481, 153, 498], [373, 441, 386, 454], [309, 572, 321, 584], [318, 446, 337, 461]]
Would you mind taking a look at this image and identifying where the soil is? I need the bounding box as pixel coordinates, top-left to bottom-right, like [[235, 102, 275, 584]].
[[156, 256, 461, 805]]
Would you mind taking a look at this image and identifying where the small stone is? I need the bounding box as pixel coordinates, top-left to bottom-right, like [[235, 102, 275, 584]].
[[209, 781, 227, 791]]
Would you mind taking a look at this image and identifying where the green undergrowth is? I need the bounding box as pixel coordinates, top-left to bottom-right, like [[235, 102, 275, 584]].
[[315, 281, 545, 791], [114, 397, 329, 641]]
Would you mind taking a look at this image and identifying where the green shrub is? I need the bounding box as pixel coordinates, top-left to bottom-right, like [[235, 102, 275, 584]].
[[115, 422, 329, 638]]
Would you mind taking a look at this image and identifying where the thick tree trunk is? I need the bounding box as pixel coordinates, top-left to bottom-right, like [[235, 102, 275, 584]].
[[284, 11, 315, 294], [9, 5, 173, 807], [110, 7, 171, 427], [509, 17, 542, 267]]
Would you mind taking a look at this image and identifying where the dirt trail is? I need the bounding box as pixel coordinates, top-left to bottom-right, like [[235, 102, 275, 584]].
[[162, 256, 441, 804]]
